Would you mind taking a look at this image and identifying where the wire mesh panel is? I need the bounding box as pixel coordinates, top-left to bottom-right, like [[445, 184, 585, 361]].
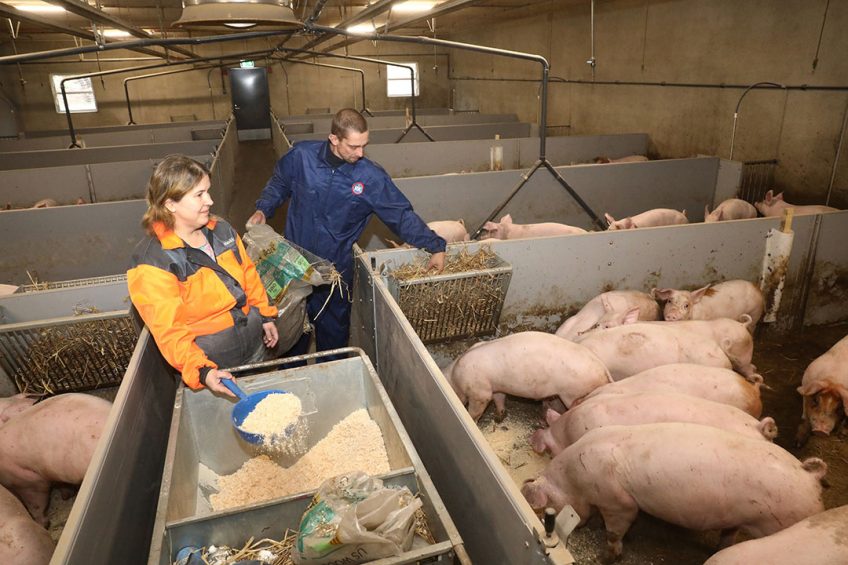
[[385, 254, 512, 344], [0, 313, 137, 394], [15, 274, 128, 293], [739, 159, 778, 204]]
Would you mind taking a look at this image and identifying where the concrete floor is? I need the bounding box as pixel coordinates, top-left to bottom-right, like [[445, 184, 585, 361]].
[[223, 138, 287, 235]]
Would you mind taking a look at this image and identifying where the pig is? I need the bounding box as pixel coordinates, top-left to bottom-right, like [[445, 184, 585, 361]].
[[427, 219, 469, 243], [555, 290, 660, 341], [795, 334, 848, 446], [530, 392, 777, 456], [0, 394, 38, 424], [604, 208, 688, 230], [0, 484, 54, 565], [573, 316, 757, 379], [0, 393, 112, 526], [704, 199, 757, 222], [31, 199, 57, 209], [593, 155, 650, 164], [703, 504, 848, 565], [0, 284, 18, 297], [576, 363, 764, 417], [652, 279, 765, 329], [521, 423, 827, 561], [481, 214, 586, 240], [442, 331, 611, 422], [754, 190, 838, 216]]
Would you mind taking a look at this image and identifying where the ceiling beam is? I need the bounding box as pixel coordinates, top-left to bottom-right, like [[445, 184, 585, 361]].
[[298, 0, 484, 58], [282, 0, 397, 54], [43, 0, 198, 59], [0, 2, 186, 60]]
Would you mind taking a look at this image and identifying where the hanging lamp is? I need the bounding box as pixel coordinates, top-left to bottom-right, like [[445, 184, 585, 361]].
[[174, 0, 302, 29]]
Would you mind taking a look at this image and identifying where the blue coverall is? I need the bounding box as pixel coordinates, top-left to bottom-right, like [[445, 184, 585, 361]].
[[256, 140, 446, 354]]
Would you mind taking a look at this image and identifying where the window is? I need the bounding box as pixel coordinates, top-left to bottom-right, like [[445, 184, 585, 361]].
[[50, 74, 97, 113], [386, 62, 419, 97]]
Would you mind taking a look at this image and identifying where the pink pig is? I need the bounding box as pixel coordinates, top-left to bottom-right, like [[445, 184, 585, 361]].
[[530, 392, 777, 456], [0, 393, 112, 526], [427, 219, 470, 243], [442, 331, 611, 421], [576, 363, 764, 417], [604, 208, 688, 230], [704, 199, 757, 222], [704, 504, 848, 565], [593, 155, 649, 164], [754, 190, 838, 216], [652, 279, 764, 329], [555, 290, 660, 341], [0, 394, 38, 424], [795, 334, 848, 446], [521, 423, 827, 561], [0, 484, 54, 565], [574, 316, 757, 380], [482, 214, 586, 239]]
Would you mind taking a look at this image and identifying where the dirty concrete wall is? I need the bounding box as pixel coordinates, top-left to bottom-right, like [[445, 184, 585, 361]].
[[0, 37, 450, 133], [446, 0, 848, 207]]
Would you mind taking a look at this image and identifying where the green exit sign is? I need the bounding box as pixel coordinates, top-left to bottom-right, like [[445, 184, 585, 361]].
[[240, 60, 255, 68]]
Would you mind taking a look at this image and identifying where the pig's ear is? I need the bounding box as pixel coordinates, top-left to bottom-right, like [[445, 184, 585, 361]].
[[690, 285, 710, 303], [622, 307, 641, 325], [716, 209, 724, 221], [652, 288, 673, 300], [483, 221, 497, 230], [458, 218, 465, 226], [545, 408, 561, 426], [681, 209, 687, 218], [704, 204, 711, 217], [520, 480, 548, 510], [604, 213, 616, 225], [764, 190, 774, 203], [775, 192, 785, 201], [797, 381, 825, 396], [501, 214, 513, 224], [600, 295, 613, 312]]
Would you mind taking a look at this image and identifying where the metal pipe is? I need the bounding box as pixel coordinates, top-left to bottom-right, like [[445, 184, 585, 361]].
[[123, 54, 269, 125], [0, 29, 295, 65], [729, 81, 784, 160], [587, 0, 596, 79], [277, 58, 371, 115], [824, 94, 848, 207], [60, 48, 276, 146], [270, 46, 427, 140]]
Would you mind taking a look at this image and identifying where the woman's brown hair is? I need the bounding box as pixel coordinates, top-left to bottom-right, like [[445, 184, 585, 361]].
[[141, 154, 210, 235]]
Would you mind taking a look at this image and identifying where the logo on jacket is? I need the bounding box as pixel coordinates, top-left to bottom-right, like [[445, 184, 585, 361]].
[[351, 182, 365, 196]]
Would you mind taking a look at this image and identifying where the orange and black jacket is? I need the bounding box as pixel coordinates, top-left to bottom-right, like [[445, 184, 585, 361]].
[[127, 217, 277, 389]]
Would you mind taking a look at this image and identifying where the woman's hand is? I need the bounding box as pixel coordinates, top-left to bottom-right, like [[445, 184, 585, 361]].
[[262, 321, 279, 348], [205, 369, 237, 397]]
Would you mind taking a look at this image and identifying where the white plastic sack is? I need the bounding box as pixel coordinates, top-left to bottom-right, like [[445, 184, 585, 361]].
[[294, 471, 422, 565]]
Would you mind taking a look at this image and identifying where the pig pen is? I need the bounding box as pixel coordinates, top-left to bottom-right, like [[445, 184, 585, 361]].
[[357, 155, 741, 250], [279, 112, 520, 136], [0, 118, 237, 285], [351, 209, 848, 564], [287, 120, 535, 144]]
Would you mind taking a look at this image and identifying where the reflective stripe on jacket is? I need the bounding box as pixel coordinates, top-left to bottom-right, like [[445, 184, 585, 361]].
[[255, 140, 446, 282], [127, 217, 277, 389]]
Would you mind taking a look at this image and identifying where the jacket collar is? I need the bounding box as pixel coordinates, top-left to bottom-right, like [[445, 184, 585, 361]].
[[319, 140, 360, 171], [153, 217, 218, 250]]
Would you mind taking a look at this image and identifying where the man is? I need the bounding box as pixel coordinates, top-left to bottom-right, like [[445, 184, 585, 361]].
[[248, 108, 446, 355]]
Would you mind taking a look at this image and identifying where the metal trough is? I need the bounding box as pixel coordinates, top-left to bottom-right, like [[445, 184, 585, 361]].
[[148, 348, 465, 565], [0, 280, 134, 394]]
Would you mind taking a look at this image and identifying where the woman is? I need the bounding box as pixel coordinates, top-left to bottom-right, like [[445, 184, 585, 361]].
[[128, 155, 278, 397]]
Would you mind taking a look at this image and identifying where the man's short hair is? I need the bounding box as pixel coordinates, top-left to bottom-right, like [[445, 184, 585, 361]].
[[331, 108, 368, 139]]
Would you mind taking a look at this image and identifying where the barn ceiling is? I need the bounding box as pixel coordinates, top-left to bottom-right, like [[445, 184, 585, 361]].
[[0, 0, 546, 56]]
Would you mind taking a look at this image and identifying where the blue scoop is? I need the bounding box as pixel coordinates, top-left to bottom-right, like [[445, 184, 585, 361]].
[[221, 379, 295, 445]]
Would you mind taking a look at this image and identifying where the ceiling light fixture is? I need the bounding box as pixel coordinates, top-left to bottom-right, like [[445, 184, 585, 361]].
[[392, 1, 437, 13], [347, 22, 376, 34], [14, 3, 66, 13], [174, 0, 302, 29]]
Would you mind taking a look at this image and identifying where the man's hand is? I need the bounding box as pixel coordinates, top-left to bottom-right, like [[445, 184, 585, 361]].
[[205, 369, 237, 397], [246, 210, 267, 228], [262, 321, 279, 348], [427, 251, 446, 273]]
